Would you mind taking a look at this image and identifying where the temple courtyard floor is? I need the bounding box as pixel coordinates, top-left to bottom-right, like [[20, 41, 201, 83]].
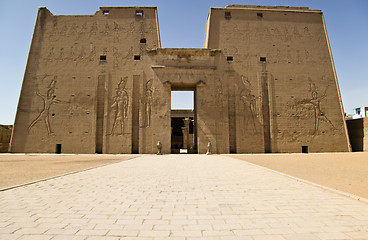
[[0, 153, 367, 240]]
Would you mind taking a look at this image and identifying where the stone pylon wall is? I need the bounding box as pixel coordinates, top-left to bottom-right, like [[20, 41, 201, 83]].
[[10, 5, 350, 153], [10, 7, 164, 154], [205, 5, 350, 153]]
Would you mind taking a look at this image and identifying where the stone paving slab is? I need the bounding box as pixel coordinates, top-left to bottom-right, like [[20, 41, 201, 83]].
[[1, 154, 368, 240]]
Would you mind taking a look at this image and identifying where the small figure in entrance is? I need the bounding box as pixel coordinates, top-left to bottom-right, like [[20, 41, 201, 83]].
[[206, 142, 212, 155], [156, 141, 162, 155]]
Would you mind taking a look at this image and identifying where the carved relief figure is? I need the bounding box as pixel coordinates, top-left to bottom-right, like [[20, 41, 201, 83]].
[[69, 46, 76, 61], [143, 79, 153, 127], [304, 26, 309, 35], [113, 47, 120, 69], [293, 25, 301, 38], [111, 77, 129, 135], [60, 25, 67, 36], [68, 23, 79, 36], [294, 79, 336, 135], [240, 75, 257, 132], [49, 24, 58, 40], [78, 46, 86, 60], [88, 45, 96, 61], [101, 22, 110, 36], [47, 48, 54, 61], [78, 23, 87, 39], [113, 22, 120, 42], [89, 22, 98, 37], [308, 82, 336, 133], [28, 77, 61, 135], [121, 47, 133, 65], [58, 48, 64, 60]]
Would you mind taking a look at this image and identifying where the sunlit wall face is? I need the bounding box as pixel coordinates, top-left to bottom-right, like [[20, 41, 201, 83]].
[[171, 91, 194, 110]]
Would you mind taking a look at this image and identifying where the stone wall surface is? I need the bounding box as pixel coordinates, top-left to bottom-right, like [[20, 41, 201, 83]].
[[205, 5, 350, 153], [0, 125, 12, 153], [11, 7, 162, 154], [10, 5, 350, 154]]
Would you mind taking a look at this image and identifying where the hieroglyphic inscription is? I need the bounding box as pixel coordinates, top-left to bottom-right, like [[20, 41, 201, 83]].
[[48, 20, 129, 40], [216, 77, 224, 114]]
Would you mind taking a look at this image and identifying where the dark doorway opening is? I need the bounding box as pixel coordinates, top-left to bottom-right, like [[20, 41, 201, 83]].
[[171, 89, 197, 153], [171, 117, 194, 153], [56, 144, 62, 154], [302, 146, 309, 153]]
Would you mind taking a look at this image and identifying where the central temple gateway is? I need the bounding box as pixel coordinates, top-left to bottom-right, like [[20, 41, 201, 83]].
[[10, 5, 351, 154]]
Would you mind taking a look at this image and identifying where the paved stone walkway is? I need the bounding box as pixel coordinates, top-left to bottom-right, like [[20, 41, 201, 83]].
[[1, 155, 368, 240]]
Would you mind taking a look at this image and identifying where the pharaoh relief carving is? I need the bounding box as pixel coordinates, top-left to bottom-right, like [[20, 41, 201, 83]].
[[282, 25, 292, 42], [293, 25, 302, 38], [49, 22, 59, 40], [289, 78, 336, 136], [46, 48, 55, 61], [78, 46, 87, 60], [113, 47, 121, 69], [60, 25, 68, 36], [90, 22, 98, 37], [239, 75, 258, 132], [58, 48, 65, 60], [307, 81, 336, 134], [68, 45, 77, 61], [121, 47, 133, 65], [68, 23, 79, 36], [129, 22, 135, 34], [28, 76, 62, 135], [113, 22, 120, 43], [100, 22, 110, 36], [304, 26, 310, 35], [88, 45, 97, 61], [111, 77, 129, 135], [78, 23, 88, 38], [142, 79, 153, 128]]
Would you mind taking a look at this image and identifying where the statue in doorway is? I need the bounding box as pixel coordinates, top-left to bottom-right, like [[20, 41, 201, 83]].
[[156, 141, 162, 155], [206, 142, 212, 155]]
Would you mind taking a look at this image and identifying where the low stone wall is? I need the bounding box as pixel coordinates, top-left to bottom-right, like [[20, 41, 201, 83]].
[[0, 125, 13, 153]]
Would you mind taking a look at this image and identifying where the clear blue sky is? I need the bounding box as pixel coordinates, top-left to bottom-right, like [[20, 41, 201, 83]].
[[0, 0, 367, 124]]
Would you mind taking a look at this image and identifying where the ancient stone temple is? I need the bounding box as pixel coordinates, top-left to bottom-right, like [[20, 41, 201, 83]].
[[10, 5, 351, 154]]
